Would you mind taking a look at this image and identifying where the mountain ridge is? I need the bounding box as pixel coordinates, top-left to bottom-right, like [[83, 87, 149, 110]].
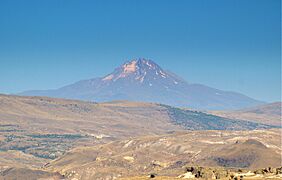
[[20, 58, 263, 110]]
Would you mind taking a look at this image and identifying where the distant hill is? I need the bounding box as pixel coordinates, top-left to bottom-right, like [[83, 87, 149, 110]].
[[240, 102, 281, 115], [19, 58, 263, 110], [211, 102, 281, 126]]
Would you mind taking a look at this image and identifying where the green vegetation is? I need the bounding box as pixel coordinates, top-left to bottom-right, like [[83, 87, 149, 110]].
[[0, 132, 86, 159], [161, 104, 269, 130]]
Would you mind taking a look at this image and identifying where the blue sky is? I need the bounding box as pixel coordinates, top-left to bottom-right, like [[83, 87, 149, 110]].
[[0, 0, 280, 102]]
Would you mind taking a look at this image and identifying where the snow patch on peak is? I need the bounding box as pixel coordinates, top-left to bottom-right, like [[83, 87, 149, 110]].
[[145, 61, 155, 69], [102, 74, 114, 81], [159, 70, 167, 78], [140, 71, 146, 83]]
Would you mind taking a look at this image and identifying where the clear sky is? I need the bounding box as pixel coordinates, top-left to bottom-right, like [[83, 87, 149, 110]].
[[0, 0, 281, 102]]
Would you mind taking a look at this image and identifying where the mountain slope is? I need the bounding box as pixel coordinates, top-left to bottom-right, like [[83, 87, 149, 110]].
[[211, 102, 282, 126], [20, 58, 263, 110]]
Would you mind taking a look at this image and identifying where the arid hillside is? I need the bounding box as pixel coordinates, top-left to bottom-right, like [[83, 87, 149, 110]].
[[0, 94, 181, 164], [0, 95, 280, 180], [0, 94, 272, 161], [47, 129, 281, 179], [211, 102, 281, 126]]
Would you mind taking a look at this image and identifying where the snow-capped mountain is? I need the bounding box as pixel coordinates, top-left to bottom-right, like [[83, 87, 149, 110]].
[[20, 58, 263, 110], [101, 59, 185, 87]]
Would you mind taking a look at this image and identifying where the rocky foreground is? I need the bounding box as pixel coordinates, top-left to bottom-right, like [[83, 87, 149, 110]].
[[121, 166, 282, 179], [1, 165, 281, 180]]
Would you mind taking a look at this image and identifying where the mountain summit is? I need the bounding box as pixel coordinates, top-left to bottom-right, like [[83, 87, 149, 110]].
[[102, 58, 183, 86], [104, 59, 167, 81], [20, 58, 262, 110]]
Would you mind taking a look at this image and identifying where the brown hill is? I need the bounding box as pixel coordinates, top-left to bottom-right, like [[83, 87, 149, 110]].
[[0, 94, 182, 166], [0, 94, 181, 138], [201, 139, 281, 169], [0, 94, 271, 163], [0, 167, 63, 180], [46, 129, 281, 179]]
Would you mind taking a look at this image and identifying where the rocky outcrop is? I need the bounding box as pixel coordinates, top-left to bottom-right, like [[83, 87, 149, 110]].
[[179, 166, 282, 179]]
